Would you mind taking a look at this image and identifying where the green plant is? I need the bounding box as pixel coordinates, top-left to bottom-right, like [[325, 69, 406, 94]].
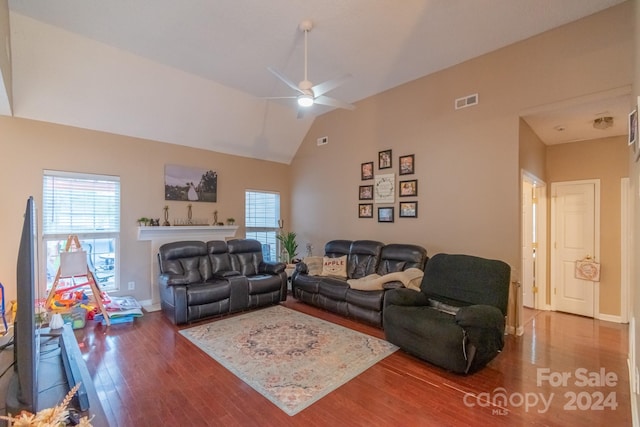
[[137, 217, 150, 226], [277, 231, 298, 264]]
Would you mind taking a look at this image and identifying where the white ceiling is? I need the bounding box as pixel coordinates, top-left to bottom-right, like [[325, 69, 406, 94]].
[[3, 0, 628, 162]]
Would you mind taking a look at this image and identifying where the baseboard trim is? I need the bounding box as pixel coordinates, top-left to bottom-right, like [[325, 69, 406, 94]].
[[140, 299, 161, 312], [629, 358, 639, 427], [598, 313, 623, 323]]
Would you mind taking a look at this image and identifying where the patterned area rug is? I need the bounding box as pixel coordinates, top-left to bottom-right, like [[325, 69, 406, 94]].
[[179, 305, 398, 416]]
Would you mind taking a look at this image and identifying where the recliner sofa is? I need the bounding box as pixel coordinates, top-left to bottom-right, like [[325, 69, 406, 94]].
[[158, 239, 287, 325], [383, 253, 511, 374], [291, 240, 428, 327]]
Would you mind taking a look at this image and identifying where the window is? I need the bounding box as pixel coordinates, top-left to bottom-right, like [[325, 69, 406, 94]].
[[245, 190, 280, 262], [43, 170, 120, 291]]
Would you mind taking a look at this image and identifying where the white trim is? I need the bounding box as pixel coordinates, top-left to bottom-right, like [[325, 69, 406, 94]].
[[520, 170, 547, 312], [43, 169, 120, 182], [621, 177, 630, 323], [597, 313, 623, 323]]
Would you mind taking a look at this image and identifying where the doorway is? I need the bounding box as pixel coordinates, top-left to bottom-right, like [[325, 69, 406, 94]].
[[550, 179, 600, 317], [521, 172, 547, 313]]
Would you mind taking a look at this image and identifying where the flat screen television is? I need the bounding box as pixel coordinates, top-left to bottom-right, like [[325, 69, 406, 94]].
[[6, 196, 40, 414]]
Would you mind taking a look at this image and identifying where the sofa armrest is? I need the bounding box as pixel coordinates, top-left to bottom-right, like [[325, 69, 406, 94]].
[[455, 305, 505, 330], [384, 288, 429, 308], [259, 261, 286, 274], [295, 262, 308, 274], [159, 273, 191, 286]]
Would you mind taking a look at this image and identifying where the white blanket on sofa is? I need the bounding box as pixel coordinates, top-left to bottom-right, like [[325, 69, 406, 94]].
[[347, 268, 424, 291]]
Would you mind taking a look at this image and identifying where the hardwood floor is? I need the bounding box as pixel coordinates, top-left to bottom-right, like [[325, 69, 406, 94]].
[[75, 298, 631, 426]]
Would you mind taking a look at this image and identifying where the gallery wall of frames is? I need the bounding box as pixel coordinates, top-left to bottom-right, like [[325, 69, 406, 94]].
[[358, 150, 418, 222]]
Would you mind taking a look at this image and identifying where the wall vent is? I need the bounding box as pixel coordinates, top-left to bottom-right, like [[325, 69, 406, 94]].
[[317, 136, 328, 146], [454, 93, 479, 110]]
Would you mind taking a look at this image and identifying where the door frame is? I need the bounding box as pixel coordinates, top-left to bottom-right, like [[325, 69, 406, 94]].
[[521, 170, 547, 311], [550, 179, 601, 318]]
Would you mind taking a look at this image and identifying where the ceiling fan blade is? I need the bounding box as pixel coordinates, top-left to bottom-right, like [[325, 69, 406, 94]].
[[268, 67, 303, 94], [311, 74, 352, 97], [262, 96, 298, 100], [314, 95, 356, 110]]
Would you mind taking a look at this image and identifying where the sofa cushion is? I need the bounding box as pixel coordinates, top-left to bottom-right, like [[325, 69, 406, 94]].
[[247, 274, 283, 295], [377, 244, 428, 275], [186, 281, 231, 306], [321, 255, 348, 278], [304, 256, 324, 276], [420, 254, 511, 315], [346, 289, 384, 311], [318, 277, 349, 300], [347, 240, 384, 279]]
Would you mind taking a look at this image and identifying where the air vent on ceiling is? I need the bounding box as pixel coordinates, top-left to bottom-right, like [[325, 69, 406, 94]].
[[317, 136, 328, 146], [454, 93, 479, 110]]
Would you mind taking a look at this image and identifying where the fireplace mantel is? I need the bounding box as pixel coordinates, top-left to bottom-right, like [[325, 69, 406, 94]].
[[137, 225, 239, 242], [137, 225, 239, 309]]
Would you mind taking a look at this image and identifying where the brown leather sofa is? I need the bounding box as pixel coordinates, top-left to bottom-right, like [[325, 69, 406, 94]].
[[158, 239, 287, 325], [291, 240, 428, 327]]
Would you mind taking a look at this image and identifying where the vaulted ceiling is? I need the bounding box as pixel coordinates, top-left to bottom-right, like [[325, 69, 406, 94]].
[[0, 0, 628, 163]]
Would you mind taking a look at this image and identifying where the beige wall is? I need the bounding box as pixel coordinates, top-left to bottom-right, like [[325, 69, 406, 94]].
[[291, 3, 633, 280], [519, 119, 547, 182], [546, 136, 629, 316], [0, 116, 290, 303], [0, 0, 11, 109]]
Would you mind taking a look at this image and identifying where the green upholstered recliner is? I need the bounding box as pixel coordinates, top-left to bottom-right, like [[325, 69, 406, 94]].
[[383, 253, 510, 374]]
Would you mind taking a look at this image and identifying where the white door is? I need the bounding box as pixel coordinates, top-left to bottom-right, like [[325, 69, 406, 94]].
[[551, 181, 599, 317], [522, 179, 535, 308]]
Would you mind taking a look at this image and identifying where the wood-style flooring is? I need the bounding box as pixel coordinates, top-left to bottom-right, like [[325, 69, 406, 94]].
[[74, 298, 632, 426]]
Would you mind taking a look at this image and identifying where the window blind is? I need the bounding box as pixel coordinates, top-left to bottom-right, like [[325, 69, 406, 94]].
[[245, 190, 280, 229], [43, 170, 121, 235]]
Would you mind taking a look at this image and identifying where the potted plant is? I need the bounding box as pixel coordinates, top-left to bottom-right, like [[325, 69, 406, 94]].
[[137, 217, 150, 226], [226, 218, 235, 225], [276, 231, 298, 264]]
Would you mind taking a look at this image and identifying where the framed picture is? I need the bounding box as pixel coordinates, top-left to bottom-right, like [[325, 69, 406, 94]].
[[165, 164, 217, 202], [399, 154, 415, 175], [629, 108, 638, 147], [374, 174, 395, 203], [361, 161, 374, 180], [378, 206, 394, 223], [399, 201, 418, 218], [359, 203, 373, 218], [378, 149, 392, 169], [399, 179, 418, 197], [359, 185, 373, 200]]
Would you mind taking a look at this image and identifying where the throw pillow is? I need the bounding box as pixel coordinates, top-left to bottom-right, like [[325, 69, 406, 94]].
[[321, 255, 348, 278], [304, 256, 324, 276]]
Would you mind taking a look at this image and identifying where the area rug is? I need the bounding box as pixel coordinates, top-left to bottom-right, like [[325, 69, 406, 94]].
[[179, 305, 398, 416]]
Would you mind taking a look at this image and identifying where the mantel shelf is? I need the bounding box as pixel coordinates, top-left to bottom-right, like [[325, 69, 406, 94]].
[[137, 225, 239, 241]]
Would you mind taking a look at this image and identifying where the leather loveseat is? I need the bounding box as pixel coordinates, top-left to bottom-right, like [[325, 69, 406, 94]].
[[291, 240, 428, 327], [158, 239, 287, 325]]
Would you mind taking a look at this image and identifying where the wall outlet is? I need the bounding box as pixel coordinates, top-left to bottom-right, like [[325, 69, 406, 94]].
[[127, 281, 135, 291], [317, 136, 328, 146]]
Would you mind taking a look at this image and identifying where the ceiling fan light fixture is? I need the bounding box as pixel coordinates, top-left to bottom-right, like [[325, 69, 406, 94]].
[[593, 116, 613, 130], [297, 94, 314, 107]]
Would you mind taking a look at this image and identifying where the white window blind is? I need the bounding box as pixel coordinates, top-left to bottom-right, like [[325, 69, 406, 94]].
[[245, 190, 280, 262], [42, 170, 120, 291], [43, 171, 120, 235]]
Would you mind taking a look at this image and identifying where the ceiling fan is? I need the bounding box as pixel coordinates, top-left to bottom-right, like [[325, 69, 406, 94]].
[[267, 20, 355, 118]]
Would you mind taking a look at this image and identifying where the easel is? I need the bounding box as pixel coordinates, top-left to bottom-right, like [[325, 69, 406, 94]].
[[45, 235, 110, 326]]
